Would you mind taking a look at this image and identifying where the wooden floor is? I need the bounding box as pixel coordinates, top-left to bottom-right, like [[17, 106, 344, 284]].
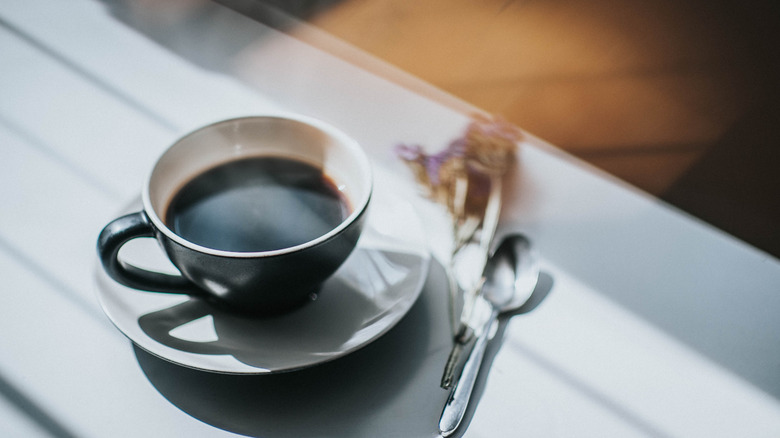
[[297, 0, 780, 256]]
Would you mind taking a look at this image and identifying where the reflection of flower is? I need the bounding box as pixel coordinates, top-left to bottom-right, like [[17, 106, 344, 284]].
[[395, 114, 521, 218]]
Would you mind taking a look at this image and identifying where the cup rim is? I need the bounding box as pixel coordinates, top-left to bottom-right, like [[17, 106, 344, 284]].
[[141, 113, 373, 258]]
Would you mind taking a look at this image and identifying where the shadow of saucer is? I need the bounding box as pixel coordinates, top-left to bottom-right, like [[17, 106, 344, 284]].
[[134, 259, 456, 438]]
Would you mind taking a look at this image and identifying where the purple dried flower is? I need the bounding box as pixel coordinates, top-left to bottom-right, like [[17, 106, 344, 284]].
[[394, 143, 424, 161], [423, 139, 464, 184], [395, 114, 521, 217]]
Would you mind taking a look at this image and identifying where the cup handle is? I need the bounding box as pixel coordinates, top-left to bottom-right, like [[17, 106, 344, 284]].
[[97, 211, 201, 296]]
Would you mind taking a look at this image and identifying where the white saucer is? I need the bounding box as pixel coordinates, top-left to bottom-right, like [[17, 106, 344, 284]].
[[95, 184, 430, 374]]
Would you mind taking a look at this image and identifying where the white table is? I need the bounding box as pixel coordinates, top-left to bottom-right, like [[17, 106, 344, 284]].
[[1, 1, 779, 437]]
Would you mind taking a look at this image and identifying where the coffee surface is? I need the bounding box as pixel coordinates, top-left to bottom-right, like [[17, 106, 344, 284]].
[[165, 157, 349, 252]]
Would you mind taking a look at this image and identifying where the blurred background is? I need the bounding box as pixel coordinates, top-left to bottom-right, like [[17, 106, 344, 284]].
[[288, 0, 780, 258], [111, 0, 780, 257]]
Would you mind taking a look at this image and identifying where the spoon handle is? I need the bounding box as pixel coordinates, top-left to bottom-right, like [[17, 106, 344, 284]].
[[441, 175, 503, 388], [439, 308, 499, 436]]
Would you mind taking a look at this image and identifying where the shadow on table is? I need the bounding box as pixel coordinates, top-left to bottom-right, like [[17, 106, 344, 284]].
[[133, 258, 554, 437]]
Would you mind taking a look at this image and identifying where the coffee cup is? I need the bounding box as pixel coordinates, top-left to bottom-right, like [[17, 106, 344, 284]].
[[97, 115, 372, 314]]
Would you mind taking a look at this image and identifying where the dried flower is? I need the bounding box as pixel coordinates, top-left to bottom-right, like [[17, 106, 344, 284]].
[[397, 115, 522, 351], [395, 114, 521, 218]]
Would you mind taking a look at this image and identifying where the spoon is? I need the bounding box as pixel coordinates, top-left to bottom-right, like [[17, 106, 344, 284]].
[[439, 233, 540, 436]]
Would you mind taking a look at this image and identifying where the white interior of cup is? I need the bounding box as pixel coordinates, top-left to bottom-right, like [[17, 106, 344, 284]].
[[143, 115, 372, 256]]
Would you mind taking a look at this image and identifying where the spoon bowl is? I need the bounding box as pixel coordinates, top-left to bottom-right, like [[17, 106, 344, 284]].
[[482, 233, 540, 314]]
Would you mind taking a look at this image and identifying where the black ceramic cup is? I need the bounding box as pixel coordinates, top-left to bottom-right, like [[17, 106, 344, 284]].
[[97, 115, 372, 314]]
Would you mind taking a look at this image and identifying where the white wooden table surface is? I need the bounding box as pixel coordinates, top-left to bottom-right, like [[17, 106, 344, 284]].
[[1, 1, 779, 437]]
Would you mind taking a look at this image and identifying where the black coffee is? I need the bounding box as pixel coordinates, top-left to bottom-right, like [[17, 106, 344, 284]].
[[165, 157, 350, 252]]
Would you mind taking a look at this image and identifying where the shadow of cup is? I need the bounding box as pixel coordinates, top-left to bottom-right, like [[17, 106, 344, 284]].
[[135, 247, 428, 371], [137, 276, 371, 370], [134, 259, 454, 437]]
